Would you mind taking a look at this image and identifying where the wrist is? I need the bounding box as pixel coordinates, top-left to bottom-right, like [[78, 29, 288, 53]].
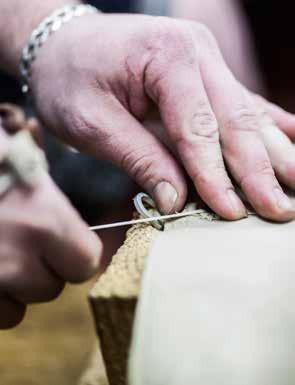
[[21, 3, 98, 94], [0, 0, 81, 77]]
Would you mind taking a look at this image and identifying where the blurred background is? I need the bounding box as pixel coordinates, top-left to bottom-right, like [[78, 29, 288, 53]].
[[1, 1, 295, 384]]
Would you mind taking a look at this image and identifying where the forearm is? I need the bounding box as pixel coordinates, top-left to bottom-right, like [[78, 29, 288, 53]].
[[0, 0, 81, 76]]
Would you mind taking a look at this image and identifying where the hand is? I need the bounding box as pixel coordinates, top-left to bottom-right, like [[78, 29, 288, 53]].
[[0, 127, 102, 329], [31, 13, 295, 221]]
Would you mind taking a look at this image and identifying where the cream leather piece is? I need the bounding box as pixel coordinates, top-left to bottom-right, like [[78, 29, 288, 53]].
[[129, 215, 295, 385]]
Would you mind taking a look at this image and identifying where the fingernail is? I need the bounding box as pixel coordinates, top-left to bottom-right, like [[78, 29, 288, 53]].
[[273, 187, 293, 211], [88, 232, 103, 271], [153, 182, 178, 214], [227, 190, 248, 218]]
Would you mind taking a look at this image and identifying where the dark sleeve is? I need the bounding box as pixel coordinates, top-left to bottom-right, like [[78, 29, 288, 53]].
[[87, 0, 134, 13]]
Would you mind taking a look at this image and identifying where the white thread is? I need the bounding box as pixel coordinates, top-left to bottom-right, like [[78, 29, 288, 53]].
[[89, 209, 216, 231]]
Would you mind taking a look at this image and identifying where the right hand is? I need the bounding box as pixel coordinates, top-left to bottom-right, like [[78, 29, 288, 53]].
[[31, 13, 295, 221], [0, 125, 102, 329]]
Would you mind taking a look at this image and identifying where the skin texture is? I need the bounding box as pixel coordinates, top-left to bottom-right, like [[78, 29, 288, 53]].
[[169, 0, 264, 94], [0, 0, 80, 75], [0, 125, 102, 329]]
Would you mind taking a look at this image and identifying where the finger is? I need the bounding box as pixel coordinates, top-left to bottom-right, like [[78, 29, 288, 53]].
[[259, 113, 295, 189], [0, 174, 103, 284], [67, 95, 188, 214], [200, 50, 295, 221], [254, 95, 295, 141], [2, 257, 65, 304], [39, 176, 104, 283], [0, 104, 26, 134], [0, 230, 64, 304], [0, 296, 26, 329], [146, 61, 246, 219]]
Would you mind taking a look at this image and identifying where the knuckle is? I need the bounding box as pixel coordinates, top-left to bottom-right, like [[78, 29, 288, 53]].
[[146, 17, 196, 63], [174, 109, 219, 147], [240, 160, 275, 188], [191, 162, 227, 186], [120, 145, 160, 187], [150, 17, 192, 45], [190, 109, 219, 139], [144, 18, 198, 99], [225, 106, 260, 133], [253, 160, 275, 176]]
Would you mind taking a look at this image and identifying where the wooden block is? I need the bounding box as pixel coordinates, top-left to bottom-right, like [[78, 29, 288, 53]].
[[89, 224, 157, 385]]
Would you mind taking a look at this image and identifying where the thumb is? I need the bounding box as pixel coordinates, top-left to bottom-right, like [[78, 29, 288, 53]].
[[76, 99, 187, 214], [255, 94, 295, 141]]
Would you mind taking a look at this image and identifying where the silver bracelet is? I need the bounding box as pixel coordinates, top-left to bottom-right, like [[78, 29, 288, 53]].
[[20, 4, 99, 94]]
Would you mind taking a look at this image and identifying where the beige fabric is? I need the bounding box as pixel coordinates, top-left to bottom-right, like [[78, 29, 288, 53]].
[[0, 130, 48, 197]]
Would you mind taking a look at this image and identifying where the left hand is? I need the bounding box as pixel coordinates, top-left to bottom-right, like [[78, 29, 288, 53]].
[[0, 123, 102, 329]]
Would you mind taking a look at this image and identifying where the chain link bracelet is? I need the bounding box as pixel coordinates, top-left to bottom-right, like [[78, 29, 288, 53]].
[[20, 4, 99, 95]]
